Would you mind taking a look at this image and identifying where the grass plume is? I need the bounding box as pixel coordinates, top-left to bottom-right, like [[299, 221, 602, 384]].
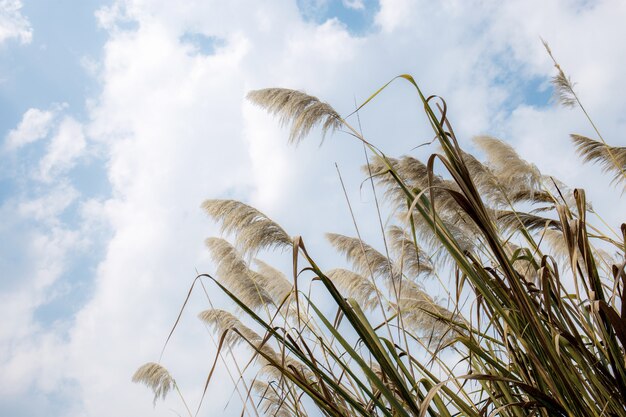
[[253, 259, 293, 304], [198, 308, 263, 346], [132, 362, 175, 405], [205, 237, 274, 309], [202, 199, 292, 255], [387, 225, 433, 278], [247, 88, 341, 145], [326, 232, 394, 280], [473, 135, 542, 194], [571, 134, 626, 187], [326, 268, 382, 310]]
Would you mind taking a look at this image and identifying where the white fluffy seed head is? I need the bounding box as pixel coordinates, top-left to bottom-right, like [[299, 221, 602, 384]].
[[202, 199, 292, 256], [252, 381, 293, 417], [132, 362, 175, 405], [326, 233, 394, 280], [326, 268, 381, 310], [396, 280, 456, 343], [253, 259, 293, 304], [247, 88, 342, 145], [473, 136, 542, 196], [205, 238, 274, 309], [571, 134, 626, 188], [198, 308, 262, 346], [387, 225, 434, 279]]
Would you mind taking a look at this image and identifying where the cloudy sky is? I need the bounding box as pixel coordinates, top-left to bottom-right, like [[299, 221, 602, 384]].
[[1, 0, 625, 416]]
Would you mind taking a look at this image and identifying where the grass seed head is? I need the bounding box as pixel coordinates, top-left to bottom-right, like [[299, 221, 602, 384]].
[[247, 88, 341, 145], [132, 362, 175, 405], [202, 199, 292, 256]]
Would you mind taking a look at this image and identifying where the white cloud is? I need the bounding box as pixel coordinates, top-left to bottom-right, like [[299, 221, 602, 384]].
[[4, 106, 63, 151], [343, 0, 365, 10], [0, 185, 98, 413], [18, 183, 79, 223], [38, 117, 86, 182], [0, 206, 83, 394], [375, 0, 415, 31], [0, 0, 32, 45], [3, 1, 626, 416]]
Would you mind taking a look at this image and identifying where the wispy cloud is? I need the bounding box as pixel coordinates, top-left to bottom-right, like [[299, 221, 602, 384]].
[[38, 117, 86, 182], [0, 0, 32, 45], [343, 0, 365, 10], [4, 105, 64, 151]]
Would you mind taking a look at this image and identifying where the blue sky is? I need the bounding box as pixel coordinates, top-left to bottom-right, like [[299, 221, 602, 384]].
[[1, 1, 625, 416], [0, 0, 110, 358], [1, 0, 106, 120]]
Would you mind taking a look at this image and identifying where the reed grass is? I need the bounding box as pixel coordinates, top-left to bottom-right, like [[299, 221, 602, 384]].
[[134, 51, 626, 417]]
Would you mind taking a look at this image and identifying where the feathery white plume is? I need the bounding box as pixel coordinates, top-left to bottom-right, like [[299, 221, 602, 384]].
[[202, 200, 292, 255], [540, 228, 570, 262], [473, 136, 542, 196], [205, 238, 274, 309], [199, 309, 310, 382], [132, 362, 175, 405], [253, 259, 293, 304], [326, 233, 394, 280], [397, 156, 460, 205], [542, 39, 578, 108], [387, 225, 433, 278], [365, 155, 407, 208], [253, 381, 293, 417], [326, 268, 382, 310], [247, 88, 341, 144], [198, 308, 263, 346], [365, 155, 460, 215], [366, 154, 480, 256], [403, 211, 475, 258], [460, 150, 500, 197], [396, 280, 456, 341], [571, 134, 626, 187]]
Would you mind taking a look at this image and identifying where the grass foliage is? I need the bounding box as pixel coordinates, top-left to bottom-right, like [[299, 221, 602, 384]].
[[134, 52, 626, 416]]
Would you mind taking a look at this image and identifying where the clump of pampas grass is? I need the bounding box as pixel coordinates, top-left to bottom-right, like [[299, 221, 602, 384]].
[[134, 48, 626, 417]]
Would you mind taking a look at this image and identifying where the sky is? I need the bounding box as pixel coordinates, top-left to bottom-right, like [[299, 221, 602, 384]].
[[1, 0, 625, 416]]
